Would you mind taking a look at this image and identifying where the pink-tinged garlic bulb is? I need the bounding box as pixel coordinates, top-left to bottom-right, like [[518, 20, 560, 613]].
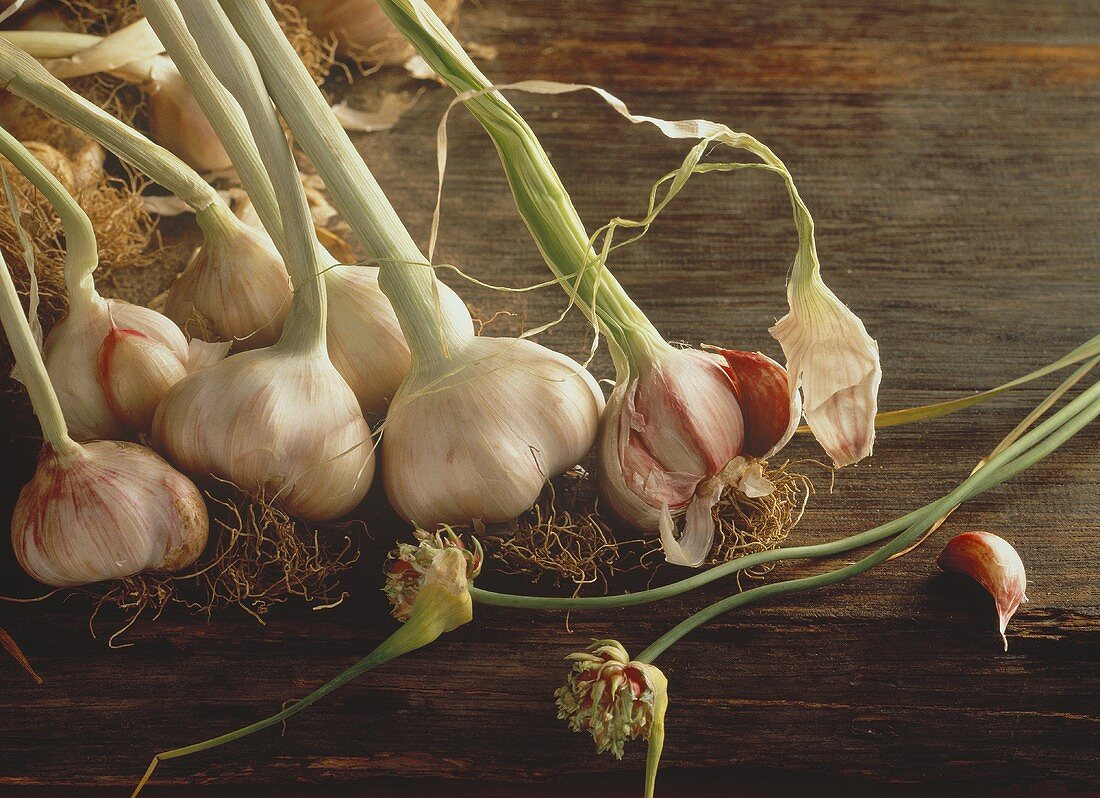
[[165, 204, 292, 348], [12, 440, 209, 587], [382, 336, 604, 526], [938, 531, 1028, 651], [597, 344, 796, 567]]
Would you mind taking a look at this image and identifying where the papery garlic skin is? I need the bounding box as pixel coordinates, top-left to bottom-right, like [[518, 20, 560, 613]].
[[165, 206, 292, 348], [97, 326, 188, 432], [597, 347, 744, 566], [325, 265, 472, 417], [712, 347, 801, 459], [43, 296, 189, 441], [938, 530, 1028, 651], [382, 336, 604, 526], [152, 345, 375, 521], [12, 440, 208, 587], [770, 276, 880, 467]]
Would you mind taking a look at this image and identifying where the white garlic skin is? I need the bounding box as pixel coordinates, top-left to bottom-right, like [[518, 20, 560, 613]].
[[938, 530, 1029, 651], [43, 297, 189, 441], [151, 346, 375, 521], [12, 440, 209, 588], [165, 216, 292, 349], [325, 265, 472, 418], [97, 326, 188, 433], [597, 347, 744, 534], [383, 336, 604, 526]]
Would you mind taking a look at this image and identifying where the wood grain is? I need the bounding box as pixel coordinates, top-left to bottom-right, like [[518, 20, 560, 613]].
[[1, 0, 1098, 794]]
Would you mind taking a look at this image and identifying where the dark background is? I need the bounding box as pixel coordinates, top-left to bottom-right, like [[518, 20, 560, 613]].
[[2, 0, 1098, 795]]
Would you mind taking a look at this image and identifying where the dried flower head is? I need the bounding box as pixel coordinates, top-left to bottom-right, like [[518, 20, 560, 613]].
[[383, 526, 482, 621], [555, 640, 667, 760]]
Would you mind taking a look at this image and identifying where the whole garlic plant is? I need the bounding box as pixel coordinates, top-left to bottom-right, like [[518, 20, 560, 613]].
[[0, 215, 207, 587]]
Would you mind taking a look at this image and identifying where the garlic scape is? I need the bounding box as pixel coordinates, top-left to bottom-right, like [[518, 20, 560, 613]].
[[139, 0, 472, 418], [0, 217, 207, 588], [373, 0, 819, 563], [213, 0, 602, 526], [4, 21, 232, 171], [150, 1, 374, 523], [0, 37, 295, 350], [0, 121, 195, 440]]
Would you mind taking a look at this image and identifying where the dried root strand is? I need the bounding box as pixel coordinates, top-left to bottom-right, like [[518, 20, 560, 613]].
[[273, 0, 341, 87], [59, 0, 146, 34], [88, 486, 363, 646], [485, 468, 663, 596], [707, 459, 822, 587]]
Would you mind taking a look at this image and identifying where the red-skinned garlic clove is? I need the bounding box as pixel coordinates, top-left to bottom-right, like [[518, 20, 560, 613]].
[[938, 530, 1028, 651]]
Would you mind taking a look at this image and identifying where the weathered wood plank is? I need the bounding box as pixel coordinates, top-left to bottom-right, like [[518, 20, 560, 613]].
[[1, 0, 1098, 793]]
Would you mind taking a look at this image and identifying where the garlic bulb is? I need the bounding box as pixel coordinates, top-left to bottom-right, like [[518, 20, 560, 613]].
[[325, 265, 471, 417], [43, 295, 190, 441], [597, 344, 796, 567], [164, 204, 292, 348], [152, 343, 375, 522], [13, 440, 209, 587], [383, 336, 604, 526], [938, 530, 1028, 651], [289, 0, 462, 63]]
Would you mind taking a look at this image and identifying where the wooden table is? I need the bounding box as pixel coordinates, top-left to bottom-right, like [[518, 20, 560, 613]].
[[1, 1, 1098, 794]]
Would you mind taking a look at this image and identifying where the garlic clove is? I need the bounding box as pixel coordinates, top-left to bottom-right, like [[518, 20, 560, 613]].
[[324, 265, 472, 418], [710, 346, 800, 459], [43, 296, 190, 441], [938, 530, 1029, 651], [142, 57, 234, 173], [97, 326, 188, 433], [597, 346, 743, 555], [382, 336, 603, 526], [152, 346, 375, 522], [165, 209, 292, 348], [12, 440, 208, 587], [770, 280, 880, 467]]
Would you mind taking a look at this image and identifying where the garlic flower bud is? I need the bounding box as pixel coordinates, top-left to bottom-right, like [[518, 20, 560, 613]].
[[598, 345, 795, 567], [43, 296, 189, 441], [383, 527, 482, 621], [325, 265, 472, 417], [555, 640, 668, 761], [12, 440, 208, 587], [382, 337, 604, 526], [770, 275, 880, 467], [165, 205, 292, 348], [938, 531, 1028, 651], [152, 344, 375, 522]]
